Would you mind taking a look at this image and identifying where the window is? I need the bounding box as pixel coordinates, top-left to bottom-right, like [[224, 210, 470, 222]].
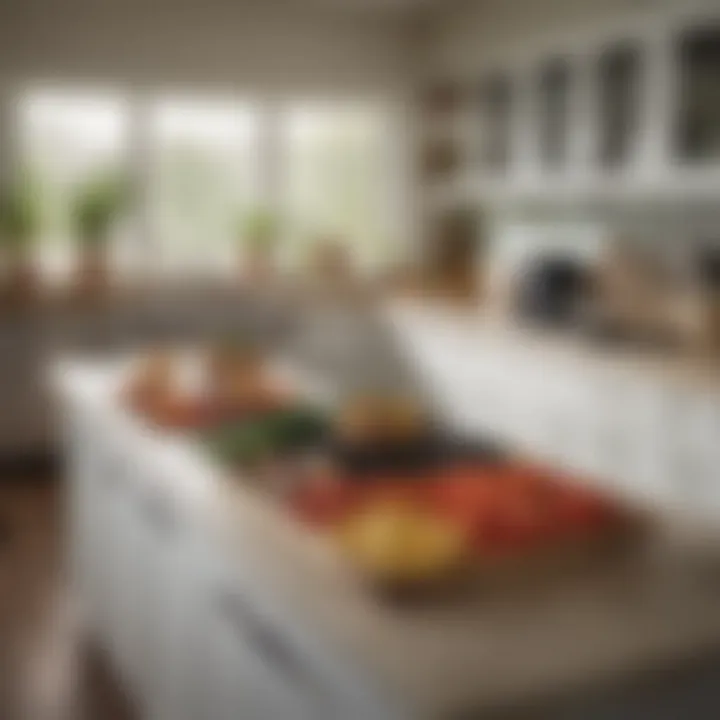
[[598, 44, 641, 168], [538, 58, 571, 169], [677, 26, 720, 162], [149, 98, 261, 275], [282, 103, 395, 273], [16, 92, 399, 281], [20, 89, 129, 280]]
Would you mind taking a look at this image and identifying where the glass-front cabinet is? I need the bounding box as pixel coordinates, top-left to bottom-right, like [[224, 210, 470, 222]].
[[477, 73, 513, 173], [537, 58, 572, 170], [463, 5, 720, 197], [597, 43, 642, 169], [676, 24, 720, 163]]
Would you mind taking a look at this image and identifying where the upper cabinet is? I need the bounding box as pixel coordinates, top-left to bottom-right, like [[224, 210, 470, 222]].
[[676, 24, 720, 163], [418, 81, 465, 183], [423, 5, 720, 203], [597, 43, 642, 169], [537, 58, 572, 169], [477, 74, 513, 173]]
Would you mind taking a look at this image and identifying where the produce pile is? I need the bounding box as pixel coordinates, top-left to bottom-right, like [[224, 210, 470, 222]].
[[123, 347, 639, 592], [123, 342, 298, 430], [290, 462, 629, 589]]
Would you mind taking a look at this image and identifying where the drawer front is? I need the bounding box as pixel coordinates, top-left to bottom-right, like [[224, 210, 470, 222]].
[[195, 556, 402, 720]]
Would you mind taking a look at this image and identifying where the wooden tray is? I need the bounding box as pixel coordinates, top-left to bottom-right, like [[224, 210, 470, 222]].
[[350, 516, 650, 603]]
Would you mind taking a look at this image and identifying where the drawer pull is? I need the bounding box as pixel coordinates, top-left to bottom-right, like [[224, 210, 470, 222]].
[[217, 591, 314, 690]]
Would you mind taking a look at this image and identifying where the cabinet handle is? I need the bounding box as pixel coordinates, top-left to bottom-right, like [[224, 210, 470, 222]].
[[217, 591, 315, 691]]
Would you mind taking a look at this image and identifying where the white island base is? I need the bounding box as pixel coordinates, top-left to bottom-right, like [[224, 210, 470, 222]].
[[57, 360, 720, 720]]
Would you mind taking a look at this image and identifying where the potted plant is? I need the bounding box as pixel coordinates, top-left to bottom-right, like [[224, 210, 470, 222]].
[[70, 172, 129, 294], [0, 178, 41, 300], [239, 207, 278, 281]]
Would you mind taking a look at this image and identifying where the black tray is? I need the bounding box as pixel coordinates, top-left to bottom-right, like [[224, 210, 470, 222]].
[[328, 433, 507, 479]]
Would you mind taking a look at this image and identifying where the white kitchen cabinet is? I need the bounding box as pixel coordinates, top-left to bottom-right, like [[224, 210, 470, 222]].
[[668, 389, 720, 517], [389, 305, 720, 517], [63, 401, 101, 608], [454, 1, 720, 203], [102, 451, 151, 698], [194, 586, 312, 720], [127, 481, 174, 708], [59, 371, 399, 720]]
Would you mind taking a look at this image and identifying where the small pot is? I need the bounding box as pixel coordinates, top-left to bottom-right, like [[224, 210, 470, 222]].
[[311, 238, 354, 282], [242, 244, 275, 282], [3, 246, 37, 301], [76, 242, 109, 295]]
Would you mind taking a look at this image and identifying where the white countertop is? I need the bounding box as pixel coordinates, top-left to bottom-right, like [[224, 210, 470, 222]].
[[384, 300, 720, 394], [54, 358, 720, 719]]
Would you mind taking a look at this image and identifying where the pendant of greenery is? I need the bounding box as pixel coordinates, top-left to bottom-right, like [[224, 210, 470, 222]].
[[71, 172, 130, 248], [0, 177, 41, 253]]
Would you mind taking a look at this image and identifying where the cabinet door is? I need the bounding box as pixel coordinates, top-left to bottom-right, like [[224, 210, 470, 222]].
[[88, 447, 127, 649], [128, 481, 180, 714], [478, 73, 513, 173], [537, 57, 572, 169], [191, 559, 398, 720], [64, 403, 106, 611], [152, 526, 213, 720], [676, 24, 720, 163], [597, 42, 642, 168], [104, 458, 149, 695]]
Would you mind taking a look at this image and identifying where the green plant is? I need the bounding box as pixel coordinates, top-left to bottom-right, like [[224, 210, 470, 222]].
[[71, 172, 129, 247], [0, 178, 42, 250], [240, 207, 278, 251]]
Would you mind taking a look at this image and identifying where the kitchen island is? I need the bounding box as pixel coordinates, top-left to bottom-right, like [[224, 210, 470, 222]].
[[56, 358, 720, 720]]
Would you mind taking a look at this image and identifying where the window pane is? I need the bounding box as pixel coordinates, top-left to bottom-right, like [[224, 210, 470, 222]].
[[20, 89, 129, 279], [150, 98, 260, 275], [282, 103, 395, 273], [677, 25, 720, 162]]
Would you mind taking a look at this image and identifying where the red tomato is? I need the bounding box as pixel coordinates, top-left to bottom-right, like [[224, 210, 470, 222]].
[[490, 488, 562, 549], [431, 468, 527, 554], [433, 468, 498, 511], [554, 489, 614, 533]]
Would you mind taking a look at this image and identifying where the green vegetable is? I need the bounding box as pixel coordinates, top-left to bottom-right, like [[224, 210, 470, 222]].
[[71, 171, 130, 247], [204, 407, 328, 466], [0, 176, 42, 249]]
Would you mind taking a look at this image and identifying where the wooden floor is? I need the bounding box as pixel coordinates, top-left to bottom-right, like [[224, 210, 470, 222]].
[[0, 477, 136, 720]]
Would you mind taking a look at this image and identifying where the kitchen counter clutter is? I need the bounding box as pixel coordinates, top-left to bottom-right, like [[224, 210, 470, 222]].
[[120, 346, 642, 591], [56, 346, 720, 720]]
